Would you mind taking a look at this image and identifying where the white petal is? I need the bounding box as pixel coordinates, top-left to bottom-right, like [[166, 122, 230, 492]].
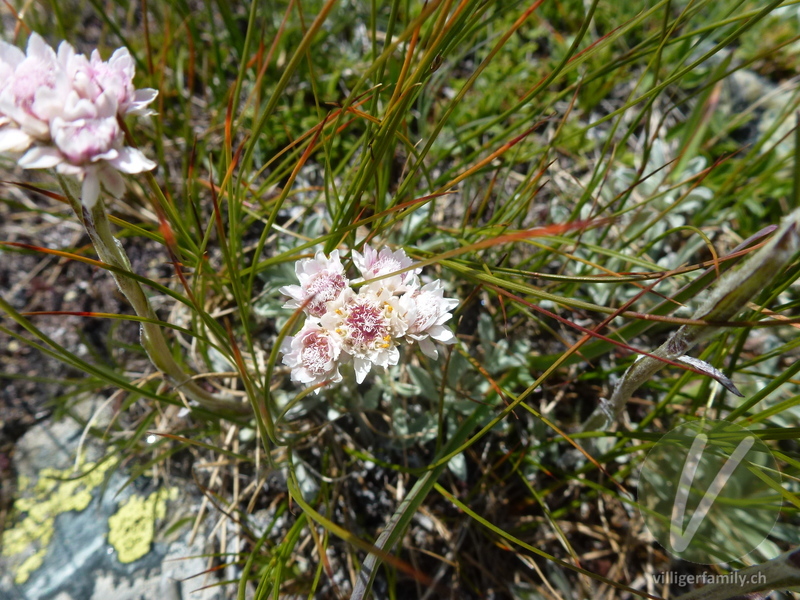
[[351, 249, 366, 274], [435, 311, 455, 326], [294, 369, 316, 384], [353, 357, 371, 384], [371, 349, 389, 368], [385, 346, 400, 366], [280, 336, 295, 357], [127, 88, 158, 115], [328, 367, 343, 384], [99, 167, 125, 198], [279, 284, 304, 301], [428, 325, 455, 343], [108, 146, 156, 173], [53, 91, 96, 121], [56, 41, 75, 65], [0, 99, 50, 138], [0, 41, 25, 68], [281, 300, 303, 313], [108, 47, 135, 75], [18, 146, 63, 169], [301, 256, 324, 275], [0, 127, 33, 153], [81, 173, 101, 209], [91, 148, 120, 163], [27, 33, 56, 61], [55, 162, 83, 176], [418, 337, 439, 359], [95, 91, 119, 117]]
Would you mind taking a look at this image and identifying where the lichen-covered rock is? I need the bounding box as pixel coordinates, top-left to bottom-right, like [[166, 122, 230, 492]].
[[2, 460, 114, 585], [0, 401, 226, 599]]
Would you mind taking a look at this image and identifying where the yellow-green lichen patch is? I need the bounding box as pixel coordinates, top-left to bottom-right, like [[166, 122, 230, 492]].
[[2, 461, 114, 585], [14, 552, 46, 586], [107, 487, 178, 564]]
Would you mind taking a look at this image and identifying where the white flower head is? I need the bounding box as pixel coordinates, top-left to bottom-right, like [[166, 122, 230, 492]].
[[321, 287, 407, 384], [400, 280, 459, 359], [352, 245, 420, 293], [281, 323, 343, 392], [279, 243, 460, 391], [279, 249, 349, 318]]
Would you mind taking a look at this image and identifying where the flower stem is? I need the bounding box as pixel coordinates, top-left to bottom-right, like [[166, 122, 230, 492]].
[[59, 176, 249, 415], [582, 209, 800, 433]]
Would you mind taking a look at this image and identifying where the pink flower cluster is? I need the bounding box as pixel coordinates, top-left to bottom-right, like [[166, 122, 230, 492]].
[[280, 246, 459, 391], [0, 33, 157, 208]]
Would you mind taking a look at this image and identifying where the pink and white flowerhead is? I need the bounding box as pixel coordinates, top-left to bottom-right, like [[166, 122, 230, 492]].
[[279, 243, 459, 390], [0, 34, 158, 208], [321, 287, 408, 384], [279, 250, 349, 318], [352, 245, 420, 293], [400, 280, 459, 359], [0, 33, 70, 153], [58, 44, 157, 117], [281, 323, 343, 392], [17, 90, 156, 209]]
